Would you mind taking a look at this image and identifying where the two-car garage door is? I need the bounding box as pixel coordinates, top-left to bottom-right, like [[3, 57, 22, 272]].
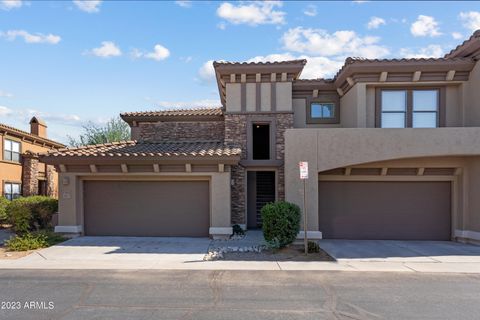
[[318, 181, 451, 240], [83, 180, 210, 237]]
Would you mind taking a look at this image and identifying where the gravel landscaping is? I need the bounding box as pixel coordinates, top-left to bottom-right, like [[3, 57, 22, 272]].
[[204, 230, 334, 262]]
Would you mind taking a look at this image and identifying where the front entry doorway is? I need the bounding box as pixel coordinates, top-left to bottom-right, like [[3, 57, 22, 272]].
[[247, 171, 276, 229]]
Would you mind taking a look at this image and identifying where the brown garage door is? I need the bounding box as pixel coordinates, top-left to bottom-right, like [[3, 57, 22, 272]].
[[84, 180, 209, 237], [318, 181, 451, 240]]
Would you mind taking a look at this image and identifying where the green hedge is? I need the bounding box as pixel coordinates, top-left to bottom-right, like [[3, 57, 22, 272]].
[[0, 197, 9, 223], [261, 201, 301, 248], [7, 196, 58, 234]]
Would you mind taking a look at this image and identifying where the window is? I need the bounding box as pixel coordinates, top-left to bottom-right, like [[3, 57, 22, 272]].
[[307, 100, 339, 124], [379, 89, 440, 128], [252, 124, 270, 160], [4, 182, 21, 200], [4, 139, 21, 162]]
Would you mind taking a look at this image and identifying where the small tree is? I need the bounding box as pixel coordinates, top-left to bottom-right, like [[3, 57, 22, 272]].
[[68, 117, 130, 147]]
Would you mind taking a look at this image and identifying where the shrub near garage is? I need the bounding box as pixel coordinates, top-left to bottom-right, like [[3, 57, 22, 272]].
[[7, 196, 58, 234], [0, 197, 9, 223], [261, 201, 301, 248]]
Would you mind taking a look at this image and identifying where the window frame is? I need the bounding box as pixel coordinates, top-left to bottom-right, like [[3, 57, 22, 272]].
[[3, 181, 22, 200], [306, 95, 340, 124], [246, 117, 276, 162], [3, 137, 22, 163], [375, 87, 445, 128]]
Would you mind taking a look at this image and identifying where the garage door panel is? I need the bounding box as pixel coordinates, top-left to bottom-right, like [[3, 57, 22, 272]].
[[319, 181, 451, 240], [84, 180, 209, 237]]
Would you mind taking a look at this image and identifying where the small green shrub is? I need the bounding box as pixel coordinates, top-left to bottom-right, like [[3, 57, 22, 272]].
[[232, 224, 245, 236], [5, 233, 48, 251], [0, 197, 9, 223], [7, 196, 58, 234], [5, 231, 66, 252], [308, 241, 320, 253], [261, 201, 301, 248]]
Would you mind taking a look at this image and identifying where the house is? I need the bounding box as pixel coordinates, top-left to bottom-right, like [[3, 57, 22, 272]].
[[1, 117, 64, 200], [41, 30, 480, 244]]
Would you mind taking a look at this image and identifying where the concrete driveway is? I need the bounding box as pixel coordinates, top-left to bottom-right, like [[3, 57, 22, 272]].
[[319, 240, 480, 263], [15, 236, 212, 269]]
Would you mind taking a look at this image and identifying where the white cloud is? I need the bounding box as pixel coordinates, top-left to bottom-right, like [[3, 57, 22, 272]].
[[86, 41, 122, 58], [451, 32, 464, 40], [353, 0, 369, 3], [132, 44, 170, 61], [459, 11, 480, 32], [175, 0, 192, 8], [0, 90, 13, 98], [303, 5, 317, 17], [410, 15, 441, 37], [217, 22, 227, 30], [367, 16, 386, 29], [146, 98, 221, 109], [198, 60, 217, 82], [180, 56, 192, 63], [281, 27, 389, 58], [216, 1, 286, 26], [400, 44, 444, 59], [0, 30, 61, 44], [0, 0, 22, 11], [73, 0, 101, 13], [246, 53, 343, 79], [0, 105, 12, 116]]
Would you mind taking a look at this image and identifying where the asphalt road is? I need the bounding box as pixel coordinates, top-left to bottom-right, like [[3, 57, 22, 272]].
[[0, 270, 479, 320]]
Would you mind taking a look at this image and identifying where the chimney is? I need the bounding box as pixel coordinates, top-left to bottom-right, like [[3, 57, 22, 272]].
[[29, 117, 47, 138]]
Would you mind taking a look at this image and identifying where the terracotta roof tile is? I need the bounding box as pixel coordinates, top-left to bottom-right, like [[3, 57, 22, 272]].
[[213, 59, 307, 67], [445, 30, 480, 58], [0, 122, 65, 148], [120, 107, 223, 118], [42, 140, 241, 158]]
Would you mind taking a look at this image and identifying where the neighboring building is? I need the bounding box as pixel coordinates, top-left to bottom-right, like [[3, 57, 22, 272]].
[[42, 30, 480, 244], [1, 117, 64, 200]]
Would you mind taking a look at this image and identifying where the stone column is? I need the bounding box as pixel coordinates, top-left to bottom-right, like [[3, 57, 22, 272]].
[[22, 152, 39, 197], [46, 165, 56, 197]]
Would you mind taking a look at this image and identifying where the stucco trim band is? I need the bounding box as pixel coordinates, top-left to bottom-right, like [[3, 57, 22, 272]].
[[455, 229, 480, 241], [209, 227, 233, 235], [297, 231, 323, 240], [55, 225, 82, 233]]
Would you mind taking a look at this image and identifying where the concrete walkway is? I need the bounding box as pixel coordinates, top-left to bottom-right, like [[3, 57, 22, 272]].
[[0, 235, 480, 273]]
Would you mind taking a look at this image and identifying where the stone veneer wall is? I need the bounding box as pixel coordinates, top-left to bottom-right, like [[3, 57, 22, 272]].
[[46, 165, 56, 197], [224, 113, 294, 224], [138, 121, 225, 142], [22, 154, 39, 197]]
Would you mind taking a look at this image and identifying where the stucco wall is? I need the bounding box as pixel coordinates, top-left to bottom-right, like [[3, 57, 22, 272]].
[[285, 128, 480, 239], [0, 133, 59, 197], [463, 61, 480, 126], [56, 171, 232, 236]]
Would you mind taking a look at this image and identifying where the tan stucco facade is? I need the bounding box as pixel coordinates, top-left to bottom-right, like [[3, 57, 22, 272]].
[[55, 170, 233, 238], [0, 131, 60, 198], [285, 127, 480, 243]]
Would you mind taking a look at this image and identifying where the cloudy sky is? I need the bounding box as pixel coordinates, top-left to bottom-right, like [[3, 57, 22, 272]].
[[1, 0, 479, 143]]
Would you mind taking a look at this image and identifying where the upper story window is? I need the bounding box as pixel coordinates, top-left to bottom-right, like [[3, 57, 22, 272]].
[[4, 182, 21, 200], [307, 101, 339, 124], [4, 139, 21, 162], [252, 123, 270, 160], [379, 89, 441, 128]]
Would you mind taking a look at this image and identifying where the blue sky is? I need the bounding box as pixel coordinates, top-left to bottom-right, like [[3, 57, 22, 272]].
[[1, 0, 479, 143]]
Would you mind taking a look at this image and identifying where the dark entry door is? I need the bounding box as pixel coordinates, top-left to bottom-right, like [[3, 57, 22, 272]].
[[247, 171, 276, 228]]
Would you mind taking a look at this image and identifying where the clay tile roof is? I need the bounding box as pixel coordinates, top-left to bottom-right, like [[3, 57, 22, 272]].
[[213, 59, 307, 67], [445, 29, 480, 58], [120, 107, 223, 118], [0, 122, 65, 148], [41, 140, 241, 159]]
